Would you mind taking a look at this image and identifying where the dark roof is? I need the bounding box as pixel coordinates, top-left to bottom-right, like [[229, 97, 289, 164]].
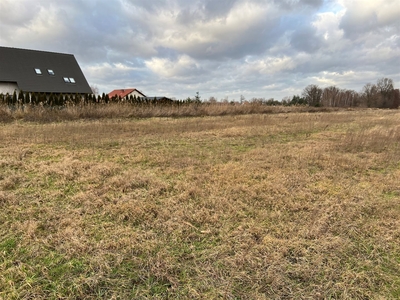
[[144, 96, 173, 101], [108, 88, 146, 98], [0, 46, 92, 94]]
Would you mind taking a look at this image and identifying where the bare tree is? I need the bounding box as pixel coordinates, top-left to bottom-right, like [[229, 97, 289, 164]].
[[377, 78, 394, 95], [90, 85, 99, 96], [322, 86, 340, 107], [302, 84, 323, 107], [208, 96, 217, 104], [362, 83, 379, 107], [340, 89, 358, 107], [377, 78, 394, 108]]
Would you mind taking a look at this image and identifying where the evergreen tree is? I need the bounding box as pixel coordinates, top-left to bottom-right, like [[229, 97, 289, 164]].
[[58, 94, 64, 106], [49, 93, 55, 106], [74, 93, 80, 105], [18, 90, 25, 106], [5, 93, 10, 106], [25, 92, 30, 105], [12, 91, 17, 106], [39, 93, 46, 105], [290, 95, 306, 106], [195, 91, 201, 103], [31, 93, 37, 105]]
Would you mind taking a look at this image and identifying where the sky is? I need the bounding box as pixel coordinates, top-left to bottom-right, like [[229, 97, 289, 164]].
[[0, 0, 399, 101]]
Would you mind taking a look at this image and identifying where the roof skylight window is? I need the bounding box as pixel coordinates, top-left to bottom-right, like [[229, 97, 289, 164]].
[[48, 69, 55, 75], [34, 68, 42, 75], [69, 78, 76, 83], [63, 77, 70, 83]]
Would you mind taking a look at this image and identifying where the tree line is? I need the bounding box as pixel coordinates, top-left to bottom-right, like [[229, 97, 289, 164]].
[[0, 91, 200, 108], [283, 77, 399, 108], [0, 77, 398, 109]]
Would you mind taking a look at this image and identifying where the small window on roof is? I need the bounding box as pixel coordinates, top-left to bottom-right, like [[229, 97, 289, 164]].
[[63, 77, 70, 83], [69, 78, 76, 83], [48, 69, 55, 75], [34, 68, 42, 75]]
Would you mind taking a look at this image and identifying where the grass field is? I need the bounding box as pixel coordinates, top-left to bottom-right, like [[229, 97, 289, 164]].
[[1, 108, 399, 299]]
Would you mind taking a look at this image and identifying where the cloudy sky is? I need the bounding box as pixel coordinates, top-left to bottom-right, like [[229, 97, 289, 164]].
[[1, 0, 399, 100]]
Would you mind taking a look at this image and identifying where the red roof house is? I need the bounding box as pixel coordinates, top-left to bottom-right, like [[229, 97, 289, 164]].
[[108, 88, 146, 100]]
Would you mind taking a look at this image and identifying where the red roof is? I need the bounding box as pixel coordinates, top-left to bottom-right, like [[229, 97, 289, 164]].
[[108, 88, 146, 99]]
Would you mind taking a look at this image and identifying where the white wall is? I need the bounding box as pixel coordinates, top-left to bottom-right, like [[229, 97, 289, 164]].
[[128, 90, 145, 98], [0, 82, 19, 95]]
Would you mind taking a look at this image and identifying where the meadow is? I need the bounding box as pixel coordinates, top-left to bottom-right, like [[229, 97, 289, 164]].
[[0, 106, 399, 299]]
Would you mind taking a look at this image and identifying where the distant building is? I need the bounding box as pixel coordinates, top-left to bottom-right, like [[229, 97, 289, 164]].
[[0, 46, 92, 95], [143, 96, 173, 101], [108, 88, 146, 100], [143, 96, 174, 103]]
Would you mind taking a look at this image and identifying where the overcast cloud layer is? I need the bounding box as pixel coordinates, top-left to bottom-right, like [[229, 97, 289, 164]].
[[1, 0, 399, 100]]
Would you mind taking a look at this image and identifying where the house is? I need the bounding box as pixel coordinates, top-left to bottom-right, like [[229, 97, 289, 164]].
[[108, 88, 146, 100], [143, 96, 174, 104], [0, 46, 92, 95], [143, 96, 173, 101]]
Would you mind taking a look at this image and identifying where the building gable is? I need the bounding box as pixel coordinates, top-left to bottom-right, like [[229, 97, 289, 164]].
[[0, 46, 92, 94], [108, 89, 146, 99]]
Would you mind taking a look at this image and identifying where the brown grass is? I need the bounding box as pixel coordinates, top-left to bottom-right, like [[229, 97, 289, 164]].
[[0, 102, 338, 123], [0, 109, 399, 299]]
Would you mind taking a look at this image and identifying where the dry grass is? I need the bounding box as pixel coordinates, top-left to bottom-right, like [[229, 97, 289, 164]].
[[0, 102, 337, 123], [0, 109, 399, 299]]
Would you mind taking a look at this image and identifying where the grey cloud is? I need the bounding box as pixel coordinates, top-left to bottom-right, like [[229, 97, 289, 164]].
[[175, 0, 265, 34], [339, 1, 400, 39], [339, 10, 378, 39], [122, 0, 169, 12], [170, 4, 284, 60], [184, 22, 282, 60], [290, 25, 324, 53], [50, 1, 155, 63], [301, 0, 323, 7], [0, 1, 38, 26], [274, 0, 323, 10], [176, 7, 203, 25], [203, 0, 240, 19]]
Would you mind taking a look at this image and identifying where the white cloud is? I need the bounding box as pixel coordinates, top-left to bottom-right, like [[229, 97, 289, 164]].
[[339, 0, 400, 38], [0, 2, 67, 46], [313, 11, 345, 45], [0, 0, 38, 26], [243, 56, 297, 75], [148, 1, 278, 59], [145, 55, 202, 78]]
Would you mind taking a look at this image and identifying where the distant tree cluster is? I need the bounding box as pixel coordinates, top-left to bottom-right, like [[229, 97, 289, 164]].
[[203, 77, 398, 109], [288, 77, 399, 108]]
